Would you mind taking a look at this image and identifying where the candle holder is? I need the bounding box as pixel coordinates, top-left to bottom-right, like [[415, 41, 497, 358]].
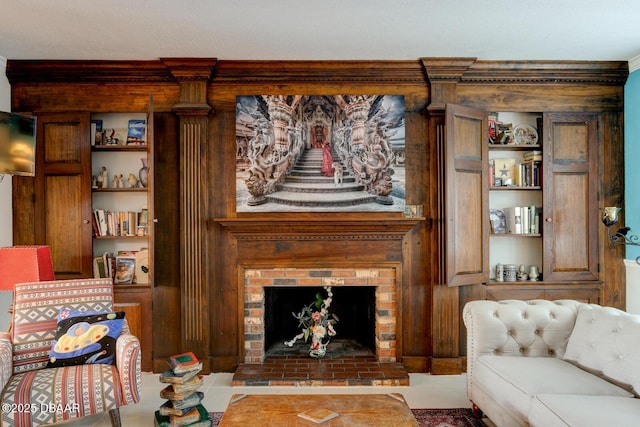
[[601, 207, 640, 264]]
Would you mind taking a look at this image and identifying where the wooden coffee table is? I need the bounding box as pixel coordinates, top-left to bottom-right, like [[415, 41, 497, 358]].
[[219, 393, 418, 426]]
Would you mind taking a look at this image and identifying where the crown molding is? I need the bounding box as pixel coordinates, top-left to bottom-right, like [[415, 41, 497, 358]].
[[629, 55, 640, 73]]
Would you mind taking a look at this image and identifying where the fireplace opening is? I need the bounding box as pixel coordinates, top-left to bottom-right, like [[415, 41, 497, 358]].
[[264, 286, 376, 357]]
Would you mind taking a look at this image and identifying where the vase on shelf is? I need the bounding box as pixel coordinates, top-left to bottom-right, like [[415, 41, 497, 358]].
[[139, 158, 149, 188]]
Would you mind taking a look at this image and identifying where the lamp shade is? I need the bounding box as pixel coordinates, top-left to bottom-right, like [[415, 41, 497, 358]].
[[0, 245, 55, 291]]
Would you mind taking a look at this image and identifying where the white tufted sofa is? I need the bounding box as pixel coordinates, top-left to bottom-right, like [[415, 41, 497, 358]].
[[463, 299, 640, 427]]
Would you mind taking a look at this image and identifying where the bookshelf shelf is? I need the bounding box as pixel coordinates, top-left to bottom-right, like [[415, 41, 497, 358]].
[[489, 144, 541, 151], [490, 233, 541, 238], [92, 146, 147, 152], [93, 235, 147, 240], [93, 187, 147, 193], [490, 186, 541, 191]]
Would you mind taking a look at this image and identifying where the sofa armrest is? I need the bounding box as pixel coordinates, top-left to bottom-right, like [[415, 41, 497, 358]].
[[115, 330, 141, 405], [462, 300, 581, 398], [0, 333, 13, 392]]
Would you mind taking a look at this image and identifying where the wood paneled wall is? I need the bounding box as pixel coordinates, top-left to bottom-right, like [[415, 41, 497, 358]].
[[7, 58, 627, 374]]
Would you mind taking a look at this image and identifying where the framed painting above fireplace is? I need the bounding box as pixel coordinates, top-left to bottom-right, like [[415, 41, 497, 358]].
[[235, 95, 406, 212]]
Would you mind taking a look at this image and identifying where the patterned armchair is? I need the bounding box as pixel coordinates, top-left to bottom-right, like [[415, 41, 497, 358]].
[[0, 278, 141, 426]]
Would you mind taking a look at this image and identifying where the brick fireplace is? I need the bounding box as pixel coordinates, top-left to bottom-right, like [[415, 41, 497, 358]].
[[243, 267, 398, 363], [218, 218, 418, 384]]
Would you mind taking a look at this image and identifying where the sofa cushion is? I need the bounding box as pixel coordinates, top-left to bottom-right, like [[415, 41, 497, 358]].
[[564, 304, 640, 396], [529, 394, 640, 427], [474, 355, 633, 423]]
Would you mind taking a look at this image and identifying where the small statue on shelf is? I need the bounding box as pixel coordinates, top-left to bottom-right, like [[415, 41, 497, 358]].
[[517, 264, 529, 281], [495, 263, 504, 282], [97, 166, 108, 189], [127, 173, 139, 188]]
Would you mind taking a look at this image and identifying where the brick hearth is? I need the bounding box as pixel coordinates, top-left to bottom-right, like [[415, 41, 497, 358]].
[[232, 356, 409, 386]]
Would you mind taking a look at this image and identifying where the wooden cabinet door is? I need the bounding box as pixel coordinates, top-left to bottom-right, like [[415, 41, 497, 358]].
[[33, 112, 92, 278], [445, 104, 489, 286], [542, 113, 599, 282]]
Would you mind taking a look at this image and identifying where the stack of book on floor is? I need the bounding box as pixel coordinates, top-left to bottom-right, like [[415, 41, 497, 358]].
[[154, 352, 212, 427]]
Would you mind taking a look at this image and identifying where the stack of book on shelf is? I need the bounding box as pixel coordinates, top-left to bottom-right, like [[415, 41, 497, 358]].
[[93, 249, 149, 285], [91, 119, 146, 146], [154, 352, 212, 427], [503, 205, 542, 235], [92, 208, 148, 237], [515, 151, 542, 187]]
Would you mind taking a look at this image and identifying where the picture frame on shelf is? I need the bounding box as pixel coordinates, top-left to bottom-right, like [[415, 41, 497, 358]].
[[495, 123, 513, 145], [114, 256, 136, 285], [492, 158, 516, 185]]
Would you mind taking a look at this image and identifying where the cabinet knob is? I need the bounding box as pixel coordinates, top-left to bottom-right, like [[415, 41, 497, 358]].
[[153, 218, 159, 223], [545, 217, 552, 223], [83, 219, 90, 224]]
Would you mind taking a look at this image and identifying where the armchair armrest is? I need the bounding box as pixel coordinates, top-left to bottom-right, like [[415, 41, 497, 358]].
[[0, 332, 13, 392], [115, 330, 141, 405]]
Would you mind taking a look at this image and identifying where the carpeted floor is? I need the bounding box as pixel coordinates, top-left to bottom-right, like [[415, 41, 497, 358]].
[[210, 408, 484, 426]]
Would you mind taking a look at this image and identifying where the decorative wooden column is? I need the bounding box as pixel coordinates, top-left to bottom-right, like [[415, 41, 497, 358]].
[[421, 58, 474, 373], [164, 58, 217, 364]]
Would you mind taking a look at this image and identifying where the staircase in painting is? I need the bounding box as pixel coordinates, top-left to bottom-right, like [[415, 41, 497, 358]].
[[266, 148, 376, 207]]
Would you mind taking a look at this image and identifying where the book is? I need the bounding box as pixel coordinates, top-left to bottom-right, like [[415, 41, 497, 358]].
[[115, 256, 135, 284], [94, 209, 108, 236], [93, 256, 107, 278], [165, 391, 204, 412], [159, 384, 198, 402], [488, 112, 498, 144], [154, 405, 212, 427], [126, 119, 146, 145], [297, 408, 339, 424], [91, 119, 103, 145], [523, 150, 542, 162], [522, 206, 529, 235], [158, 399, 195, 417], [171, 375, 203, 394], [167, 352, 201, 374], [159, 367, 201, 385], [137, 207, 149, 236], [91, 122, 97, 147], [158, 402, 189, 418]]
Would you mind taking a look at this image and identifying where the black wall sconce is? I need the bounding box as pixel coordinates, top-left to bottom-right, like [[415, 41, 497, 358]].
[[601, 207, 640, 264]]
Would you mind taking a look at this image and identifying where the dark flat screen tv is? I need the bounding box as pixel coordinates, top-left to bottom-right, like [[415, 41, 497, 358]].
[[0, 111, 37, 176]]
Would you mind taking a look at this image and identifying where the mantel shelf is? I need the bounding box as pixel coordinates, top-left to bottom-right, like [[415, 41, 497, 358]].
[[214, 217, 423, 241]]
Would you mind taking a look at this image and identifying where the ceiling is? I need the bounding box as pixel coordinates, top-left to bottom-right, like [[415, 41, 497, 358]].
[[1, 0, 640, 64]]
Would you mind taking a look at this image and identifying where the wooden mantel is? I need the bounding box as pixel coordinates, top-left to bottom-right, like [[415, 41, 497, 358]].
[[215, 217, 422, 240]]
